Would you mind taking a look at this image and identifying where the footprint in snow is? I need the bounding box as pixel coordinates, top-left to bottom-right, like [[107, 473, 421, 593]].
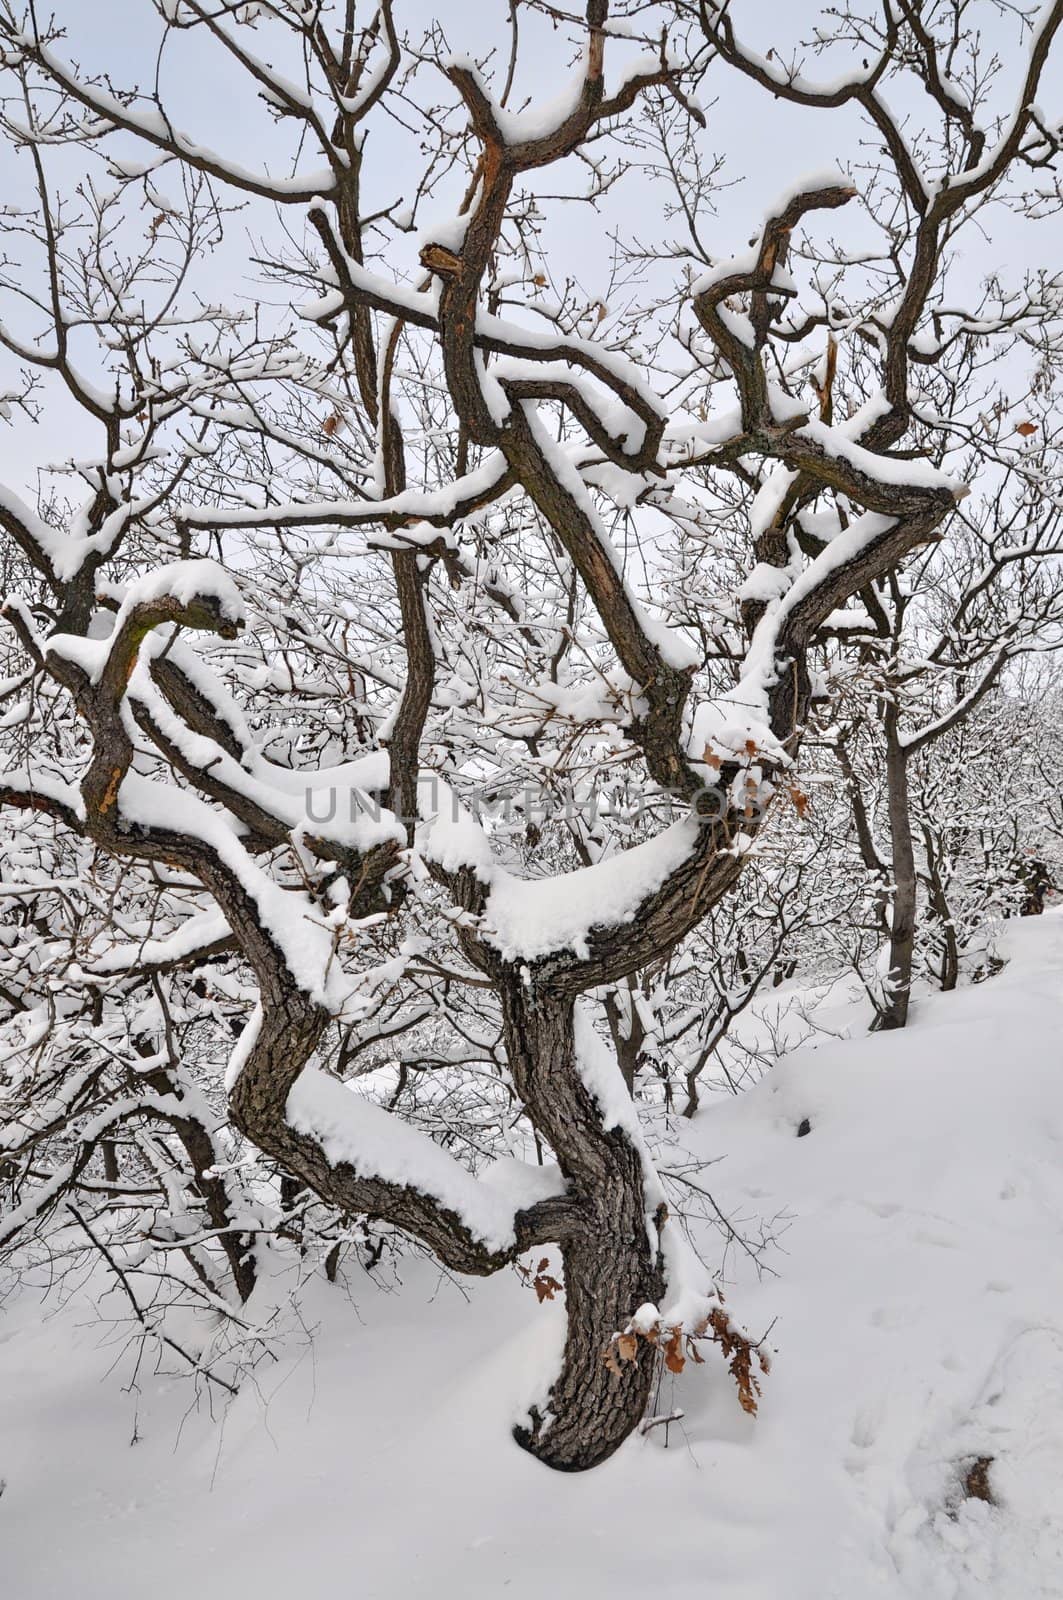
[[892, 1326, 1063, 1595]]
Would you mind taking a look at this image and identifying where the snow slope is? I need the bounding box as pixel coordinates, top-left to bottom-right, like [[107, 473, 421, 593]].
[[5, 916, 1063, 1598]]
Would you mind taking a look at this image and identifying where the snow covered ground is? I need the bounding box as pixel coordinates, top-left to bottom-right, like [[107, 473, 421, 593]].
[[5, 914, 1063, 1599]]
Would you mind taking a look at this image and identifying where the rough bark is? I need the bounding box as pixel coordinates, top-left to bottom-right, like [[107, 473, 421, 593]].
[[500, 982, 663, 1471], [876, 704, 917, 1029]]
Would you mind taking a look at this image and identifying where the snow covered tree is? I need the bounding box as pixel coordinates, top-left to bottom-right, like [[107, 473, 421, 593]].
[[1, 0, 1061, 1470], [820, 476, 1063, 1025]]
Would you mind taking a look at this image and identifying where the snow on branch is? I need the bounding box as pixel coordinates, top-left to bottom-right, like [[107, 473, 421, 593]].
[[286, 1065, 566, 1256]]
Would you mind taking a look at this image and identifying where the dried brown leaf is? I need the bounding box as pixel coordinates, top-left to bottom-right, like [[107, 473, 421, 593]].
[[663, 1325, 686, 1375]]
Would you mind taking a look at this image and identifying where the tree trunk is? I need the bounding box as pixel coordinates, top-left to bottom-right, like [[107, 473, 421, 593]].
[[603, 978, 645, 1096], [136, 1041, 257, 1302], [833, 731, 890, 935], [501, 982, 663, 1471], [515, 1214, 661, 1471], [921, 823, 959, 991], [876, 705, 917, 1030]]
